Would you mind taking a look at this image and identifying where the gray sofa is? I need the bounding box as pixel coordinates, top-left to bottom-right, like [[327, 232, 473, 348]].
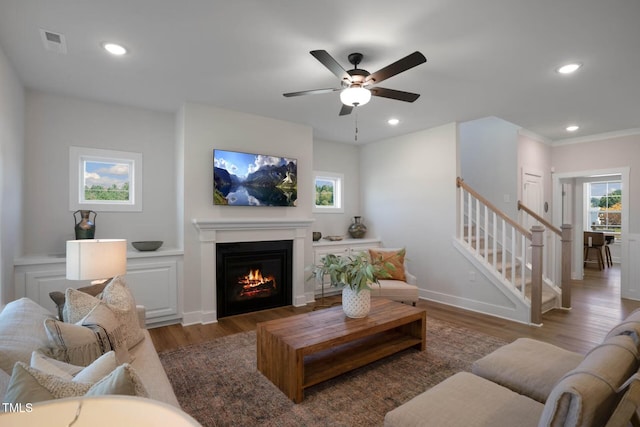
[[0, 297, 179, 407], [385, 309, 640, 426]]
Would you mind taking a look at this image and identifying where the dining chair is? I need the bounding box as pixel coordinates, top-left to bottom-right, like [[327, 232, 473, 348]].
[[584, 231, 606, 270]]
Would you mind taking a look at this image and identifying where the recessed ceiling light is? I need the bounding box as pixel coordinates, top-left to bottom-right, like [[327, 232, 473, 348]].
[[566, 125, 580, 132], [387, 118, 400, 125], [556, 63, 582, 74], [102, 42, 127, 56]]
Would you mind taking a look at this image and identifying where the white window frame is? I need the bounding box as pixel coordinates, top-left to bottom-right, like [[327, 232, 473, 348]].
[[583, 178, 622, 238], [313, 171, 344, 213], [69, 146, 142, 212]]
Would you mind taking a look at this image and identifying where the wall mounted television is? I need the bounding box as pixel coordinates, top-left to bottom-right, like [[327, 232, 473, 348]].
[[213, 149, 297, 207]]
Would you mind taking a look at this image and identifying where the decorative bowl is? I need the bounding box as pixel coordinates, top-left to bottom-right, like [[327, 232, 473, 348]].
[[324, 235, 343, 241], [312, 232, 322, 241], [132, 241, 163, 251]]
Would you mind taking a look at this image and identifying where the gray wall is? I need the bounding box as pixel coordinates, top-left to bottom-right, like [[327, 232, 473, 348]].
[[312, 139, 361, 237], [459, 116, 520, 220], [0, 44, 25, 304], [179, 102, 314, 318], [23, 90, 177, 255], [360, 123, 528, 322]]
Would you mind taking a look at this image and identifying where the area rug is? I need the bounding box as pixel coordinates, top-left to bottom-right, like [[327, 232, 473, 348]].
[[159, 317, 508, 427]]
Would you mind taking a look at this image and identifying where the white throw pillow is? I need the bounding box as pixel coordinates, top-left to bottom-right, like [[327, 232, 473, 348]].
[[101, 276, 145, 349], [4, 362, 148, 404], [63, 277, 144, 349], [62, 288, 100, 324], [44, 303, 130, 366], [30, 350, 118, 384]]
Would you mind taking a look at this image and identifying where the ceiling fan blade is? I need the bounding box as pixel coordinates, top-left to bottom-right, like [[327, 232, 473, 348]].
[[370, 87, 421, 102], [339, 104, 354, 116], [283, 88, 340, 97], [310, 50, 351, 82], [365, 51, 426, 86]]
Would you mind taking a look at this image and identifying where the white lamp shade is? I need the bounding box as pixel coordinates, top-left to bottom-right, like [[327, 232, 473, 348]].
[[340, 86, 372, 107], [66, 239, 127, 280]]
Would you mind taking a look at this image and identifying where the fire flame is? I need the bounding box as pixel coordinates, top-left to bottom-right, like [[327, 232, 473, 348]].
[[238, 269, 276, 298]]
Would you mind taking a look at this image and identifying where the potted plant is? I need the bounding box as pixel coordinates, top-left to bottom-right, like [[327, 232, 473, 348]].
[[310, 252, 393, 318]]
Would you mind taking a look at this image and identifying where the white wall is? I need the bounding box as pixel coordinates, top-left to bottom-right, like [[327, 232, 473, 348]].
[[518, 132, 552, 218], [22, 90, 177, 256], [0, 44, 25, 304], [552, 134, 640, 233], [312, 139, 361, 237], [180, 102, 314, 318], [361, 123, 528, 322], [459, 116, 520, 219], [552, 133, 640, 300]]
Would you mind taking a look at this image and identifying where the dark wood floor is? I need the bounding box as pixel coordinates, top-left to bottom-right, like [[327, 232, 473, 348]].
[[149, 264, 640, 354]]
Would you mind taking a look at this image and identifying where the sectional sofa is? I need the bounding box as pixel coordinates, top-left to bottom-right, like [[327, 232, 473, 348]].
[[0, 277, 179, 410], [385, 309, 640, 426]]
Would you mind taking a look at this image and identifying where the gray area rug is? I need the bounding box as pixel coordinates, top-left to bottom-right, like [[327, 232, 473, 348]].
[[159, 317, 507, 427]]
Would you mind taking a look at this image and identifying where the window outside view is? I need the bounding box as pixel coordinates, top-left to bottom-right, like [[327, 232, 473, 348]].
[[83, 160, 131, 203], [315, 178, 336, 208], [588, 180, 621, 237]]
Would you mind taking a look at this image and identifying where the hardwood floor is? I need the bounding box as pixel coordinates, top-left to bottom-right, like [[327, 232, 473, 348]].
[[149, 264, 640, 355]]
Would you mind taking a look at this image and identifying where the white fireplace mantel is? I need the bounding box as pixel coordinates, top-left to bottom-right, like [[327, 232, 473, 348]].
[[193, 218, 315, 241], [190, 217, 314, 324]]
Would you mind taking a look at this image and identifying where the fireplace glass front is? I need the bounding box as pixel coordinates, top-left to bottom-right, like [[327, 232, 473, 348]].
[[216, 240, 293, 318]]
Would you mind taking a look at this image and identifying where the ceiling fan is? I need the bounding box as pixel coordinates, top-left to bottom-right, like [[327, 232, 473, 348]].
[[283, 50, 427, 116]]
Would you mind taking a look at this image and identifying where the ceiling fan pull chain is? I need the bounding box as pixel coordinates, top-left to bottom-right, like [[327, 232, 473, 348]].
[[355, 113, 358, 141]]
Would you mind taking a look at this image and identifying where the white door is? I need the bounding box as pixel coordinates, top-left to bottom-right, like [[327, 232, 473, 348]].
[[522, 169, 546, 277], [522, 170, 544, 230]]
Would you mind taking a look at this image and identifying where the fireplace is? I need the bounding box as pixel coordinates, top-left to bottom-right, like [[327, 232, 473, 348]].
[[216, 240, 293, 318], [192, 218, 313, 324]]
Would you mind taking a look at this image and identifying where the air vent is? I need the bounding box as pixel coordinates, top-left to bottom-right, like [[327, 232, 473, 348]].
[[39, 29, 67, 54]]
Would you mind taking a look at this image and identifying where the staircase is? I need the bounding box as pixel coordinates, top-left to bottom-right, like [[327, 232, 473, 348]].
[[465, 226, 559, 314], [456, 177, 573, 325]]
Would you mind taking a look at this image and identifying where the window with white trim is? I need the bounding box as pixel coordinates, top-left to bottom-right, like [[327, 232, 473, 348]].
[[69, 146, 142, 212], [585, 179, 621, 238]]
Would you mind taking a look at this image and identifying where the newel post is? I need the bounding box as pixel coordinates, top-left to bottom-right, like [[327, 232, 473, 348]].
[[561, 224, 573, 309], [530, 225, 545, 325]]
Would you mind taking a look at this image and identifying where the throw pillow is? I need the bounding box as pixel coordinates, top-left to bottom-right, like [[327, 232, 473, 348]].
[[62, 287, 101, 324], [30, 351, 77, 380], [30, 350, 118, 384], [101, 276, 145, 349], [62, 278, 144, 350], [4, 362, 148, 404], [49, 280, 108, 320], [369, 248, 407, 281], [0, 298, 55, 375], [86, 363, 148, 398], [44, 303, 130, 366]]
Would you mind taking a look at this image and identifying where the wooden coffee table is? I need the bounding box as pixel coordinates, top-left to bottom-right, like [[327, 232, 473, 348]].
[[256, 298, 426, 402]]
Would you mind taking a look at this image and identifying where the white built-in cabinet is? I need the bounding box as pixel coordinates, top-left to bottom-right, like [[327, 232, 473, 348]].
[[312, 238, 381, 294], [14, 250, 183, 326]]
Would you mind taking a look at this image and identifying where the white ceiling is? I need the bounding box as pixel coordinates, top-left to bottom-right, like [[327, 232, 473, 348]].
[[0, 0, 638, 144]]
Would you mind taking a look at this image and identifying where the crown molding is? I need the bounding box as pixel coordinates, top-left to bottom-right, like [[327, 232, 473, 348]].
[[552, 128, 640, 147]]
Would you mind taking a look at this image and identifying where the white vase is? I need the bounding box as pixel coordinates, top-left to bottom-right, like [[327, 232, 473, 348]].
[[342, 287, 371, 318]]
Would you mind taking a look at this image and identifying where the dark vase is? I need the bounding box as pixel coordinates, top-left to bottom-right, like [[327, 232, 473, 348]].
[[74, 210, 96, 239], [348, 216, 367, 239]]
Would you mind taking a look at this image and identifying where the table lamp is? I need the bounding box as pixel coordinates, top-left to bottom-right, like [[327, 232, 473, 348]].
[[66, 239, 127, 285]]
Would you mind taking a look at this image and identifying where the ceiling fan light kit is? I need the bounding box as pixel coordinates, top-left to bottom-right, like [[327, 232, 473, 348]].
[[284, 49, 426, 116], [340, 86, 371, 107]]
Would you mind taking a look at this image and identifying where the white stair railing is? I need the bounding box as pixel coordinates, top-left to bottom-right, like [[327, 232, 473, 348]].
[[517, 201, 573, 309], [457, 177, 545, 324]]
